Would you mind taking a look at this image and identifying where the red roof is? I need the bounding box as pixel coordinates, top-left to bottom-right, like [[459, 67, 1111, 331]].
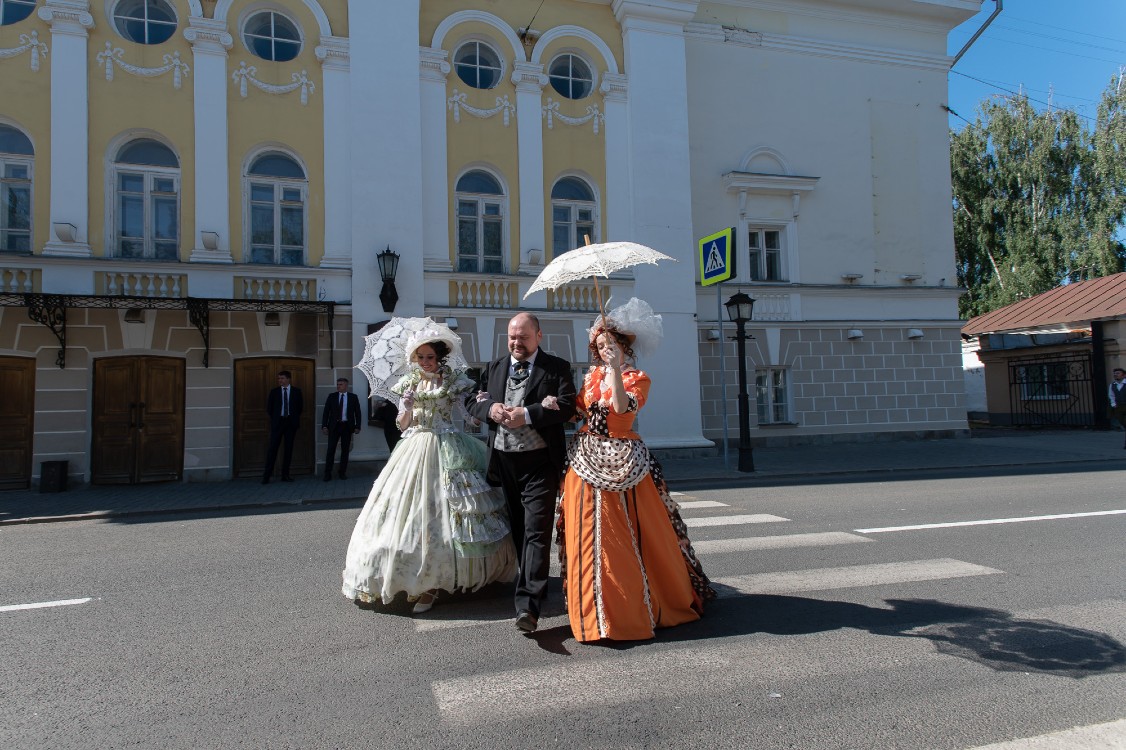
[[962, 272, 1126, 336]]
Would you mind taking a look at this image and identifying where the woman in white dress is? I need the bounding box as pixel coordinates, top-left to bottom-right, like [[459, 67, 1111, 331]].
[[342, 324, 516, 614]]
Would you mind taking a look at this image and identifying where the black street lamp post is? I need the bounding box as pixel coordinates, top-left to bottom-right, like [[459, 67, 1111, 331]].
[[724, 291, 756, 472], [376, 246, 400, 313]]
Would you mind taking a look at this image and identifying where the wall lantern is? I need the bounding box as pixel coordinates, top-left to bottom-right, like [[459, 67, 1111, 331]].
[[264, 312, 281, 326], [377, 246, 400, 313], [124, 308, 144, 324]]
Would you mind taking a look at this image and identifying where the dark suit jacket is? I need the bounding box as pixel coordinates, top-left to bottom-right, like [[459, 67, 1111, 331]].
[[466, 349, 577, 483], [266, 385, 303, 429], [321, 391, 362, 432]]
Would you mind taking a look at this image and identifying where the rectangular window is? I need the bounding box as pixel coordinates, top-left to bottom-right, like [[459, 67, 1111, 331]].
[[1018, 364, 1070, 401], [248, 180, 304, 265], [1, 159, 32, 253], [747, 228, 784, 282], [754, 368, 789, 424], [456, 198, 505, 273], [116, 170, 178, 259]]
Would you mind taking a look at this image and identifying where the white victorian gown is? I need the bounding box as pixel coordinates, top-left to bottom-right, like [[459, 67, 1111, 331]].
[[342, 366, 517, 604]]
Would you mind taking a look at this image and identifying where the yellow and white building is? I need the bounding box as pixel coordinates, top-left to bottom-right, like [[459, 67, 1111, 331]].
[[0, 0, 979, 489]]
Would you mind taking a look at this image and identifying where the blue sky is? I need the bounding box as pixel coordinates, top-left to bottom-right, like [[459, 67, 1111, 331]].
[[946, 0, 1126, 129]]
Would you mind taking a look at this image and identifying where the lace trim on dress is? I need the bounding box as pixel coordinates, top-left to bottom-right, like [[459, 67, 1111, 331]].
[[567, 432, 650, 491]]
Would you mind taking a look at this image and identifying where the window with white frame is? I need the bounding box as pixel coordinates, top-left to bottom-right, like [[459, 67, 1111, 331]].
[[746, 226, 785, 281], [453, 41, 502, 90], [456, 170, 504, 273], [548, 53, 594, 100], [243, 10, 301, 62], [0, 124, 33, 253], [246, 152, 306, 265], [0, 0, 35, 25], [755, 368, 790, 424], [112, 0, 177, 45], [113, 138, 179, 260], [551, 176, 596, 257], [1018, 363, 1071, 401]]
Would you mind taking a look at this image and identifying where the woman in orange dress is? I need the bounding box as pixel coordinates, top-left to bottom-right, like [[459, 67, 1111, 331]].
[[556, 298, 714, 642]]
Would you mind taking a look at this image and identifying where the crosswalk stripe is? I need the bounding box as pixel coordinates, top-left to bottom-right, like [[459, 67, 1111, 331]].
[[685, 513, 788, 528], [856, 509, 1126, 534], [964, 719, 1126, 749], [430, 597, 1119, 726], [676, 500, 729, 510], [693, 531, 871, 554], [0, 597, 93, 613], [713, 558, 1001, 597]]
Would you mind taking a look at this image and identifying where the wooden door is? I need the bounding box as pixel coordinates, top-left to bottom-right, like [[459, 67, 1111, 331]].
[[233, 357, 315, 477], [92, 357, 185, 484], [0, 357, 35, 489]]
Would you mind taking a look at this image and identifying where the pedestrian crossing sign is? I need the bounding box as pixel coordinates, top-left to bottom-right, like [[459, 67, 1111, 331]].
[[699, 227, 736, 286]]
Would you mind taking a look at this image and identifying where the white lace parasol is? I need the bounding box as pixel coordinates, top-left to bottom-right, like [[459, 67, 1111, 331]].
[[523, 241, 678, 299], [356, 317, 467, 401]]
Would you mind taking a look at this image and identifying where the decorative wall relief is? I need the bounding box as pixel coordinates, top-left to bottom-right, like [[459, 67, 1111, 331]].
[[232, 62, 315, 105], [96, 42, 190, 89], [0, 31, 47, 72], [542, 97, 604, 134], [447, 88, 515, 126]]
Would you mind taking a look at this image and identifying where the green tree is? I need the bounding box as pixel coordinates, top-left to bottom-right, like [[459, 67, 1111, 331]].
[[952, 77, 1126, 318]]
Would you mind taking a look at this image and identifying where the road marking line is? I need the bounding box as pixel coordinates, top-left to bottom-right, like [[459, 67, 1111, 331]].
[[694, 531, 871, 554], [714, 558, 1001, 597], [965, 718, 1126, 749], [685, 513, 788, 528], [856, 509, 1126, 534], [0, 597, 93, 613], [676, 500, 729, 510]]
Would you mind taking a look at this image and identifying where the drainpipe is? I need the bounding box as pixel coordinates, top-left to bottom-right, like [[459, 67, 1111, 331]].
[[952, 0, 1002, 68]]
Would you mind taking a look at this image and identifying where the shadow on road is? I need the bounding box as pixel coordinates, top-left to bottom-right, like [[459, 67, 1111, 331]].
[[604, 594, 1126, 678]]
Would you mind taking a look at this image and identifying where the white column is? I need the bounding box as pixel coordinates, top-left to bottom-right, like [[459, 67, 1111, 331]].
[[38, 0, 93, 257], [316, 36, 352, 268], [184, 16, 233, 263], [419, 46, 451, 272], [600, 72, 630, 243], [348, 0, 424, 322], [614, 0, 710, 449], [512, 61, 547, 270]]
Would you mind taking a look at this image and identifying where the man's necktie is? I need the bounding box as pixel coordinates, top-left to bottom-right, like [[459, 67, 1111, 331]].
[[511, 361, 530, 384], [282, 388, 289, 417], [339, 394, 346, 420]]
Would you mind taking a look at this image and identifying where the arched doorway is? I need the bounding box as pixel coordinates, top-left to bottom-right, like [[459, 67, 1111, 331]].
[[233, 357, 316, 477], [92, 356, 185, 484]]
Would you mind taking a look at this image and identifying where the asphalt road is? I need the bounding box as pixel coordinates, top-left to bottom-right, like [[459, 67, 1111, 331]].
[[2, 468, 1124, 750]]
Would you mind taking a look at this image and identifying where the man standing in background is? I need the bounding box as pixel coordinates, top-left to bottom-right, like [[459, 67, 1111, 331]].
[[322, 377, 362, 480], [263, 370, 303, 484]]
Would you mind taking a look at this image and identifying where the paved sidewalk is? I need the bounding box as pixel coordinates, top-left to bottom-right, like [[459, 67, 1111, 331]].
[[3, 428, 1126, 525]]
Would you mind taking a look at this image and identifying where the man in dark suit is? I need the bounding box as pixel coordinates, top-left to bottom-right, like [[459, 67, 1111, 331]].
[[262, 370, 303, 484], [321, 377, 362, 480], [466, 312, 576, 633]]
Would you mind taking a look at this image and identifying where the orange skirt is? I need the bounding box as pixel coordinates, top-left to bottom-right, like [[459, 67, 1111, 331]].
[[560, 469, 703, 642]]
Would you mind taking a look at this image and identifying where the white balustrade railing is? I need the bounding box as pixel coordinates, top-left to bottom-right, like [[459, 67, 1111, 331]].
[[0, 267, 39, 293], [452, 279, 517, 309], [752, 293, 791, 321], [239, 276, 317, 301], [101, 271, 186, 297], [550, 284, 606, 313]]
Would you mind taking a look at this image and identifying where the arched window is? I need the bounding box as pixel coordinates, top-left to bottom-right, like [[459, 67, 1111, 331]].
[[112, 0, 177, 45], [0, 0, 36, 26], [243, 10, 301, 62], [0, 124, 33, 253], [114, 138, 179, 260], [548, 54, 594, 100], [453, 41, 502, 90], [456, 170, 504, 273], [551, 176, 596, 257], [246, 151, 306, 265]]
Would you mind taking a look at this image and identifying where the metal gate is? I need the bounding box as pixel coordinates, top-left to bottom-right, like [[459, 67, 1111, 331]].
[[1007, 351, 1094, 426]]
